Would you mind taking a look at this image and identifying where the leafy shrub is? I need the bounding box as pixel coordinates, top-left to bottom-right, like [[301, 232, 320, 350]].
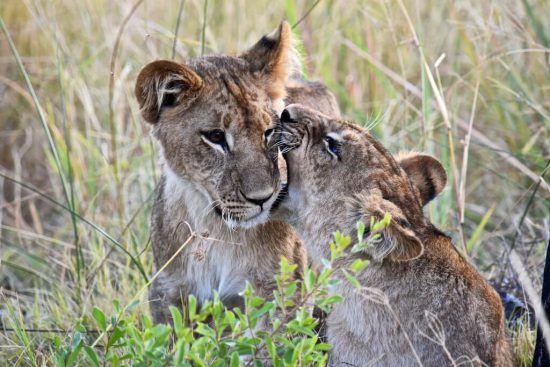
[[51, 218, 388, 367]]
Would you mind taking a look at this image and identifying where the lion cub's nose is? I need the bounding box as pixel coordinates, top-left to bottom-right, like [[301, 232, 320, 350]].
[[240, 188, 274, 207]]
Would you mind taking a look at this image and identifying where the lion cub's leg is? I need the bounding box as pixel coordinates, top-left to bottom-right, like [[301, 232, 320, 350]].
[[148, 273, 186, 325]]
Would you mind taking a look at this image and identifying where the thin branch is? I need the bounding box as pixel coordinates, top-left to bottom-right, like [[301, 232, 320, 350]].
[[292, 0, 322, 30]]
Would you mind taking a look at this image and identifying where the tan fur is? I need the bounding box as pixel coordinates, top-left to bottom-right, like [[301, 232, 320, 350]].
[[134, 23, 340, 325], [274, 104, 514, 366], [285, 79, 340, 118]]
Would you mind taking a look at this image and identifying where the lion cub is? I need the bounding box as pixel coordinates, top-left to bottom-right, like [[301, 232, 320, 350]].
[[134, 22, 339, 325], [274, 104, 514, 366]]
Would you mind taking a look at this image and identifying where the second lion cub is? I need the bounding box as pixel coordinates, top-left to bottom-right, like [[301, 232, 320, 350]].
[[274, 104, 514, 366]]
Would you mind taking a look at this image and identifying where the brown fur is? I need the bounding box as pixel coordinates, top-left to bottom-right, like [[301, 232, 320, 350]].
[[274, 104, 514, 366], [134, 23, 340, 325], [285, 79, 341, 118]]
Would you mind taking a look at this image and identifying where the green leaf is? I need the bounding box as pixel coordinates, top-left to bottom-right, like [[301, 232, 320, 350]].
[[107, 326, 124, 348], [66, 334, 83, 367], [127, 299, 140, 310], [323, 295, 344, 305], [195, 323, 215, 338], [466, 205, 494, 253], [305, 269, 316, 291], [170, 306, 185, 338], [350, 259, 369, 273], [265, 336, 277, 359], [356, 221, 365, 242], [342, 270, 361, 289], [91, 307, 107, 330], [174, 339, 186, 365], [314, 343, 333, 351], [251, 302, 275, 319], [83, 346, 100, 367], [188, 295, 197, 321], [230, 351, 240, 367], [283, 282, 298, 297], [371, 213, 391, 232]]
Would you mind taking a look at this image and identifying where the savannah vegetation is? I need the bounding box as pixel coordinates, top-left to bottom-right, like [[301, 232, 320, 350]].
[[1, 0, 548, 365]]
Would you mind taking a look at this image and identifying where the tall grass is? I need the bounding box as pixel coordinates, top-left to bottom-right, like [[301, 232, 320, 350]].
[[1, 0, 548, 365]]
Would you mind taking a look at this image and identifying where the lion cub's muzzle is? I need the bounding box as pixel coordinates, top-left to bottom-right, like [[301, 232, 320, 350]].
[[214, 160, 281, 229], [216, 189, 278, 229]]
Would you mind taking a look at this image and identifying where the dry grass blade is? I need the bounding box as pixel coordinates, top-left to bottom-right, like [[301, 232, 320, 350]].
[[91, 228, 196, 348], [172, 0, 186, 60], [341, 38, 549, 194], [200, 0, 208, 56], [459, 79, 480, 225], [0, 17, 70, 213], [1, 1, 547, 365], [108, 0, 146, 219], [0, 172, 148, 281], [510, 250, 550, 357]]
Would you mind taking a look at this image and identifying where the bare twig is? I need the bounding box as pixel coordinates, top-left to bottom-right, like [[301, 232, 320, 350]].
[[292, 0, 322, 30]]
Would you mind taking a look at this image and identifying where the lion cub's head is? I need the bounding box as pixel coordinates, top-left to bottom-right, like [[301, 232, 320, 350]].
[[135, 22, 298, 228], [275, 104, 447, 262]]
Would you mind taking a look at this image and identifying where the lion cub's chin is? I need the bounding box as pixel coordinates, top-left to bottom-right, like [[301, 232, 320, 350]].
[[225, 210, 271, 230]]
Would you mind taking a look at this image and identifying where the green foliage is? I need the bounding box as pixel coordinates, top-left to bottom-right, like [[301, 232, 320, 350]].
[[43, 218, 397, 366], [52, 269, 326, 365]]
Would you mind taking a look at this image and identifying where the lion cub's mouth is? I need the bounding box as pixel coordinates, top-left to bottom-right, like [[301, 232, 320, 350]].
[[213, 208, 267, 229]]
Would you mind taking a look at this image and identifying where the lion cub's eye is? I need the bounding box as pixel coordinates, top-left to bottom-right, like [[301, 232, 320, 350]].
[[202, 129, 228, 150], [324, 136, 341, 159]]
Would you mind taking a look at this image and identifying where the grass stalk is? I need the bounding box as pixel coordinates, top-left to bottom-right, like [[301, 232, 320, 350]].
[[172, 0, 186, 60], [0, 16, 70, 217], [55, 26, 83, 296], [108, 0, 146, 221], [91, 230, 197, 348], [200, 0, 208, 56], [341, 38, 549, 194], [395, 0, 467, 254], [510, 251, 550, 358], [0, 172, 148, 281]]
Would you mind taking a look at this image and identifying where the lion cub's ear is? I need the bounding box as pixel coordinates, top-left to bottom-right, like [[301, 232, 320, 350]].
[[356, 190, 423, 262], [240, 21, 300, 101], [397, 153, 447, 206], [382, 217, 424, 262], [134, 60, 203, 124]]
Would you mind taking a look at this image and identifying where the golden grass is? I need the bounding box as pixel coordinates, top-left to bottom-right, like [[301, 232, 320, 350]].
[[1, 0, 548, 365]]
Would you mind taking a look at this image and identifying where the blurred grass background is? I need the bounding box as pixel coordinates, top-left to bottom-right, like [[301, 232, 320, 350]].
[[0, 0, 548, 365]]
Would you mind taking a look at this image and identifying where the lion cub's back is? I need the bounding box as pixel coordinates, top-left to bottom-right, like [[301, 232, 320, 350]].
[[410, 234, 514, 366]]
